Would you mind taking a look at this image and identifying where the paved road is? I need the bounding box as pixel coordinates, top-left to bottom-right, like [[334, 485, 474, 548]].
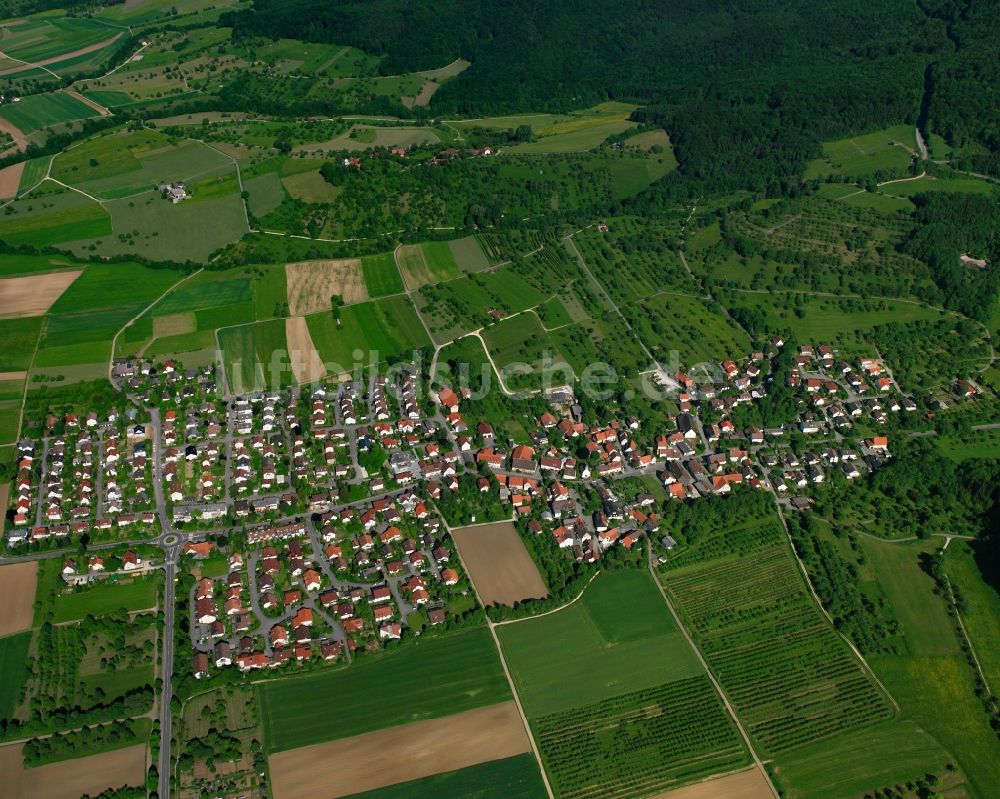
[[158, 543, 178, 799]]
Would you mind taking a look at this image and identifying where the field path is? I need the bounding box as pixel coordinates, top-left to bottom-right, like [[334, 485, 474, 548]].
[[646, 546, 781, 799], [0, 32, 122, 76], [63, 89, 111, 116]]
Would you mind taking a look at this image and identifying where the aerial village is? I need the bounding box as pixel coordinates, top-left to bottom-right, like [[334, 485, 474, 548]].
[[6, 336, 986, 680]]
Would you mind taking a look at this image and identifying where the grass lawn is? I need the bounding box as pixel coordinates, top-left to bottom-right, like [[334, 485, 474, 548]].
[[497, 569, 704, 717], [0, 632, 31, 719], [257, 627, 510, 752], [361, 252, 404, 297], [342, 754, 547, 799], [52, 579, 158, 623]]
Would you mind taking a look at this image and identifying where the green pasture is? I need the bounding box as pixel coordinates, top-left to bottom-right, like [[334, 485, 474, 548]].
[[258, 627, 509, 752], [53, 579, 158, 623], [0, 92, 98, 133], [342, 754, 547, 799], [361, 252, 404, 297], [305, 295, 430, 371], [497, 569, 704, 717]]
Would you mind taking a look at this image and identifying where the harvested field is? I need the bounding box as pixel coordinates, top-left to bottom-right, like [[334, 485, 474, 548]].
[[0, 161, 24, 199], [0, 741, 146, 798], [0, 118, 26, 154], [0, 370, 27, 380], [0, 561, 36, 636], [285, 316, 325, 384], [647, 767, 774, 799], [269, 702, 530, 799], [452, 521, 548, 606], [285, 259, 366, 316], [0, 270, 81, 317], [152, 312, 195, 338]]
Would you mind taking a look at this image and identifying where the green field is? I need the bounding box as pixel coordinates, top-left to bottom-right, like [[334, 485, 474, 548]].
[[481, 312, 573, 389], [935, 428, 1000, 460], [0, 17, 116, 64], [16, 156, 50, 194], [805, 125, 918, 180], [397, 242, 461, 288], [305, 295, 430, 371], [0, 316, 44, 370], [498, 569, 749, 799], [49, 261, 181, 316], [0, 632, 32, 719], [280, 169, 342, 203], [361, 252, 404, 297], [0, 199, 110, 246], [498, 569, 704, 717], [258, 627, 510, 752], [0, 92, 99, 134], [343, 754, 547, 799], [630, 293, 751, 365], [661, 519, 893, 757], [52, 579, 158, 624], [946, 541, 1000, 698], [218, 317, 289, 392]]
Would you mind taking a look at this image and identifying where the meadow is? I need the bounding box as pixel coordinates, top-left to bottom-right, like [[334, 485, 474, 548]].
[[396, 242, 461, 289], [258, 627, 510, 752], [804, 124, 918, 180], [342, 754, 547, 799], [498, 569, 749, 799], [481, 312, 574, 390], [945, 541, 1000, 692], [0, 188, 111, 246], [0, 17, 116, 64], [0, 317, 44, 370], [218, 317, 289, 392], [628, 293, 751, 366], [448, 235, 491, 272], [52, 579, 158, 623]]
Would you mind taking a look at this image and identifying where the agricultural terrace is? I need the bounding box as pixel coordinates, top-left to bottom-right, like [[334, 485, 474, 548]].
[[660, 519, 893, 758], [338, 754, 547, 799], [269, 702, 531, 799], [304, 296, 430, 372], [257, 627, 510, 752], [451, 522, 549, 606], [497, 569, 750, 799]]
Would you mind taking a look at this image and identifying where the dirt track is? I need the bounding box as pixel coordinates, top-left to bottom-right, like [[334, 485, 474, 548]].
[[285, 316, 325, 384], [285, 259, 366, 316], [0, 33, 123, 76], [0, 741, 147, 799], [0, 270, 81, 317], [0, 160, 24, 198], [269, 701, 530, 799], [647, 767, 774, 799], [452, 521, 549, 606]]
